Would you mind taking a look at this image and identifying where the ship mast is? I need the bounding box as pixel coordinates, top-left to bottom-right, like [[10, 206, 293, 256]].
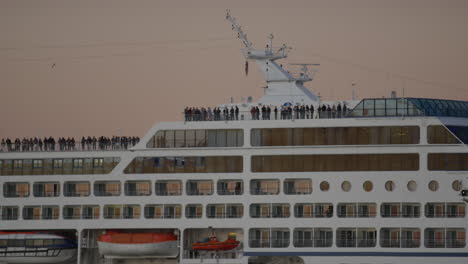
[[225, 10, 319, 105]]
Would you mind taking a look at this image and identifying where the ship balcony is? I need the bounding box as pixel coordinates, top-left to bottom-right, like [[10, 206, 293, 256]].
[[103, 205, 140, 219], [217, 180, 243, 195], [3, 182, 29, 198], [155, 180, 183, 196], [248, 239, 290, 248], [380, 239, 421, 248], [249, 228, 290, 248], [424, 239, 466, 248], [94, 181, 121, 196], [63, 205, 99, 220], [283, 179, 312, 195], [250, 179, 280, 195], [250, 204, 290, 218], [187, 180, 213, 196], [206, 204, 243, 219], [1, 206, 19, 220], [144, 204, 182, 219]]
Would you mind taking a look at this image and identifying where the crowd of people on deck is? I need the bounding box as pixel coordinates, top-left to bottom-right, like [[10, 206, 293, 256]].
[[184, 106, 240, 121], [0, 136, 140, 152], [184, 103, 349, 121]]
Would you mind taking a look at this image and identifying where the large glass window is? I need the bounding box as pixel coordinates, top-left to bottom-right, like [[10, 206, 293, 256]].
[[428, 153, 468, 171], [252, 154, 419, 172], [427, 125, 461, 144], [124, 156, 242, 174], [251, 126, 420, 146], [147, 129, 243, 148], [0, 157, 119, 176]]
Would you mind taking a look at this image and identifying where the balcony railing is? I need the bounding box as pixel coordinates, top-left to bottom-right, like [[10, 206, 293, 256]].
[[184, 109, 351, 122], [63, 191, 90, 197], [3, 191, 29, 197], [155, 188, 182, 196], [183, 249, 242, 259], [249, 239, 289, 248], [186, 188, 213, 196], [284, 187, 312, 195], [218, 189, 243, 195], [1, 214, 18, 220], [33, 191, 60, 197], [425, 239, 466, 248], [250, 188, 279, 195], [380, 239, 421, 248], [124, 189, 151, 196], [94, 190, 120, 196], [207, 212, 243, 218]]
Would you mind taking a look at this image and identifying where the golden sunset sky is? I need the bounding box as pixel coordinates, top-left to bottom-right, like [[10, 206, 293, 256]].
[[1, 0, 467, 138]]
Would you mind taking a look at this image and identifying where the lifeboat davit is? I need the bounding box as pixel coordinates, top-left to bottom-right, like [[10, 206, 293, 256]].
[[0, 231, 77, 264], [97, 231, 178, 258], [192, 233, 240, 251]]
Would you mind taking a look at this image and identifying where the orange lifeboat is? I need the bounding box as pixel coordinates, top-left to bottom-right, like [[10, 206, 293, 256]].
[[192, 232, 240, 251], [98, 231, 178, 258]]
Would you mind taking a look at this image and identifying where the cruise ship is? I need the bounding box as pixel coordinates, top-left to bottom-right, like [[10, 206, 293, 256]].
[[0, 11, 467, 264]]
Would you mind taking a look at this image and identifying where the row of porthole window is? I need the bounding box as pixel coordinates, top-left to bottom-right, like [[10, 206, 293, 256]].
[[2, 179, 463, 198], [0, 202, 464, 221]]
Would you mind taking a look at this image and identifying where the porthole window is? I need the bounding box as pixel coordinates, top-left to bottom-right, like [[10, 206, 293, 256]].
[[407, 181, 417, 192], [320, 181, 330, 192], [341, 181, 351, 192], [452, 180, 462, 192], [363, 181, 373, 192], [385, 181, 395, 192], [428, 180, 439, 192]]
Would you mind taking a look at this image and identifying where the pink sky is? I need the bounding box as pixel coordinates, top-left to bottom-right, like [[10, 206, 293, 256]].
[[1, 0, 467, 139]]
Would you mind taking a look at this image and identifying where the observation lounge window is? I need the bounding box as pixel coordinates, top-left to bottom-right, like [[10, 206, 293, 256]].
[[73, 159, 83, 168], [427, 125, 461, 144], [147, 129, 243, 148], [252, 154, 419, 172], [53, 159, 63, 168], [93, 158, 104, 168], [428, 153, 468, 171], [251, 126, 420, 146], [124, 156, 242, 174]]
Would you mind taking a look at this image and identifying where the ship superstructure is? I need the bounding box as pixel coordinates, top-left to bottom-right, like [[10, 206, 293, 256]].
[[0, 12, 467, 264]]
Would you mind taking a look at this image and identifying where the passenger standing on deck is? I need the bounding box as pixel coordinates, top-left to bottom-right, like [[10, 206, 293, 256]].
[[235, 106, 239, 120]]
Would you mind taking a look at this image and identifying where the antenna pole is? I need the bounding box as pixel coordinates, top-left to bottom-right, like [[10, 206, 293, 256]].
[[226, 10, 252, 49]]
